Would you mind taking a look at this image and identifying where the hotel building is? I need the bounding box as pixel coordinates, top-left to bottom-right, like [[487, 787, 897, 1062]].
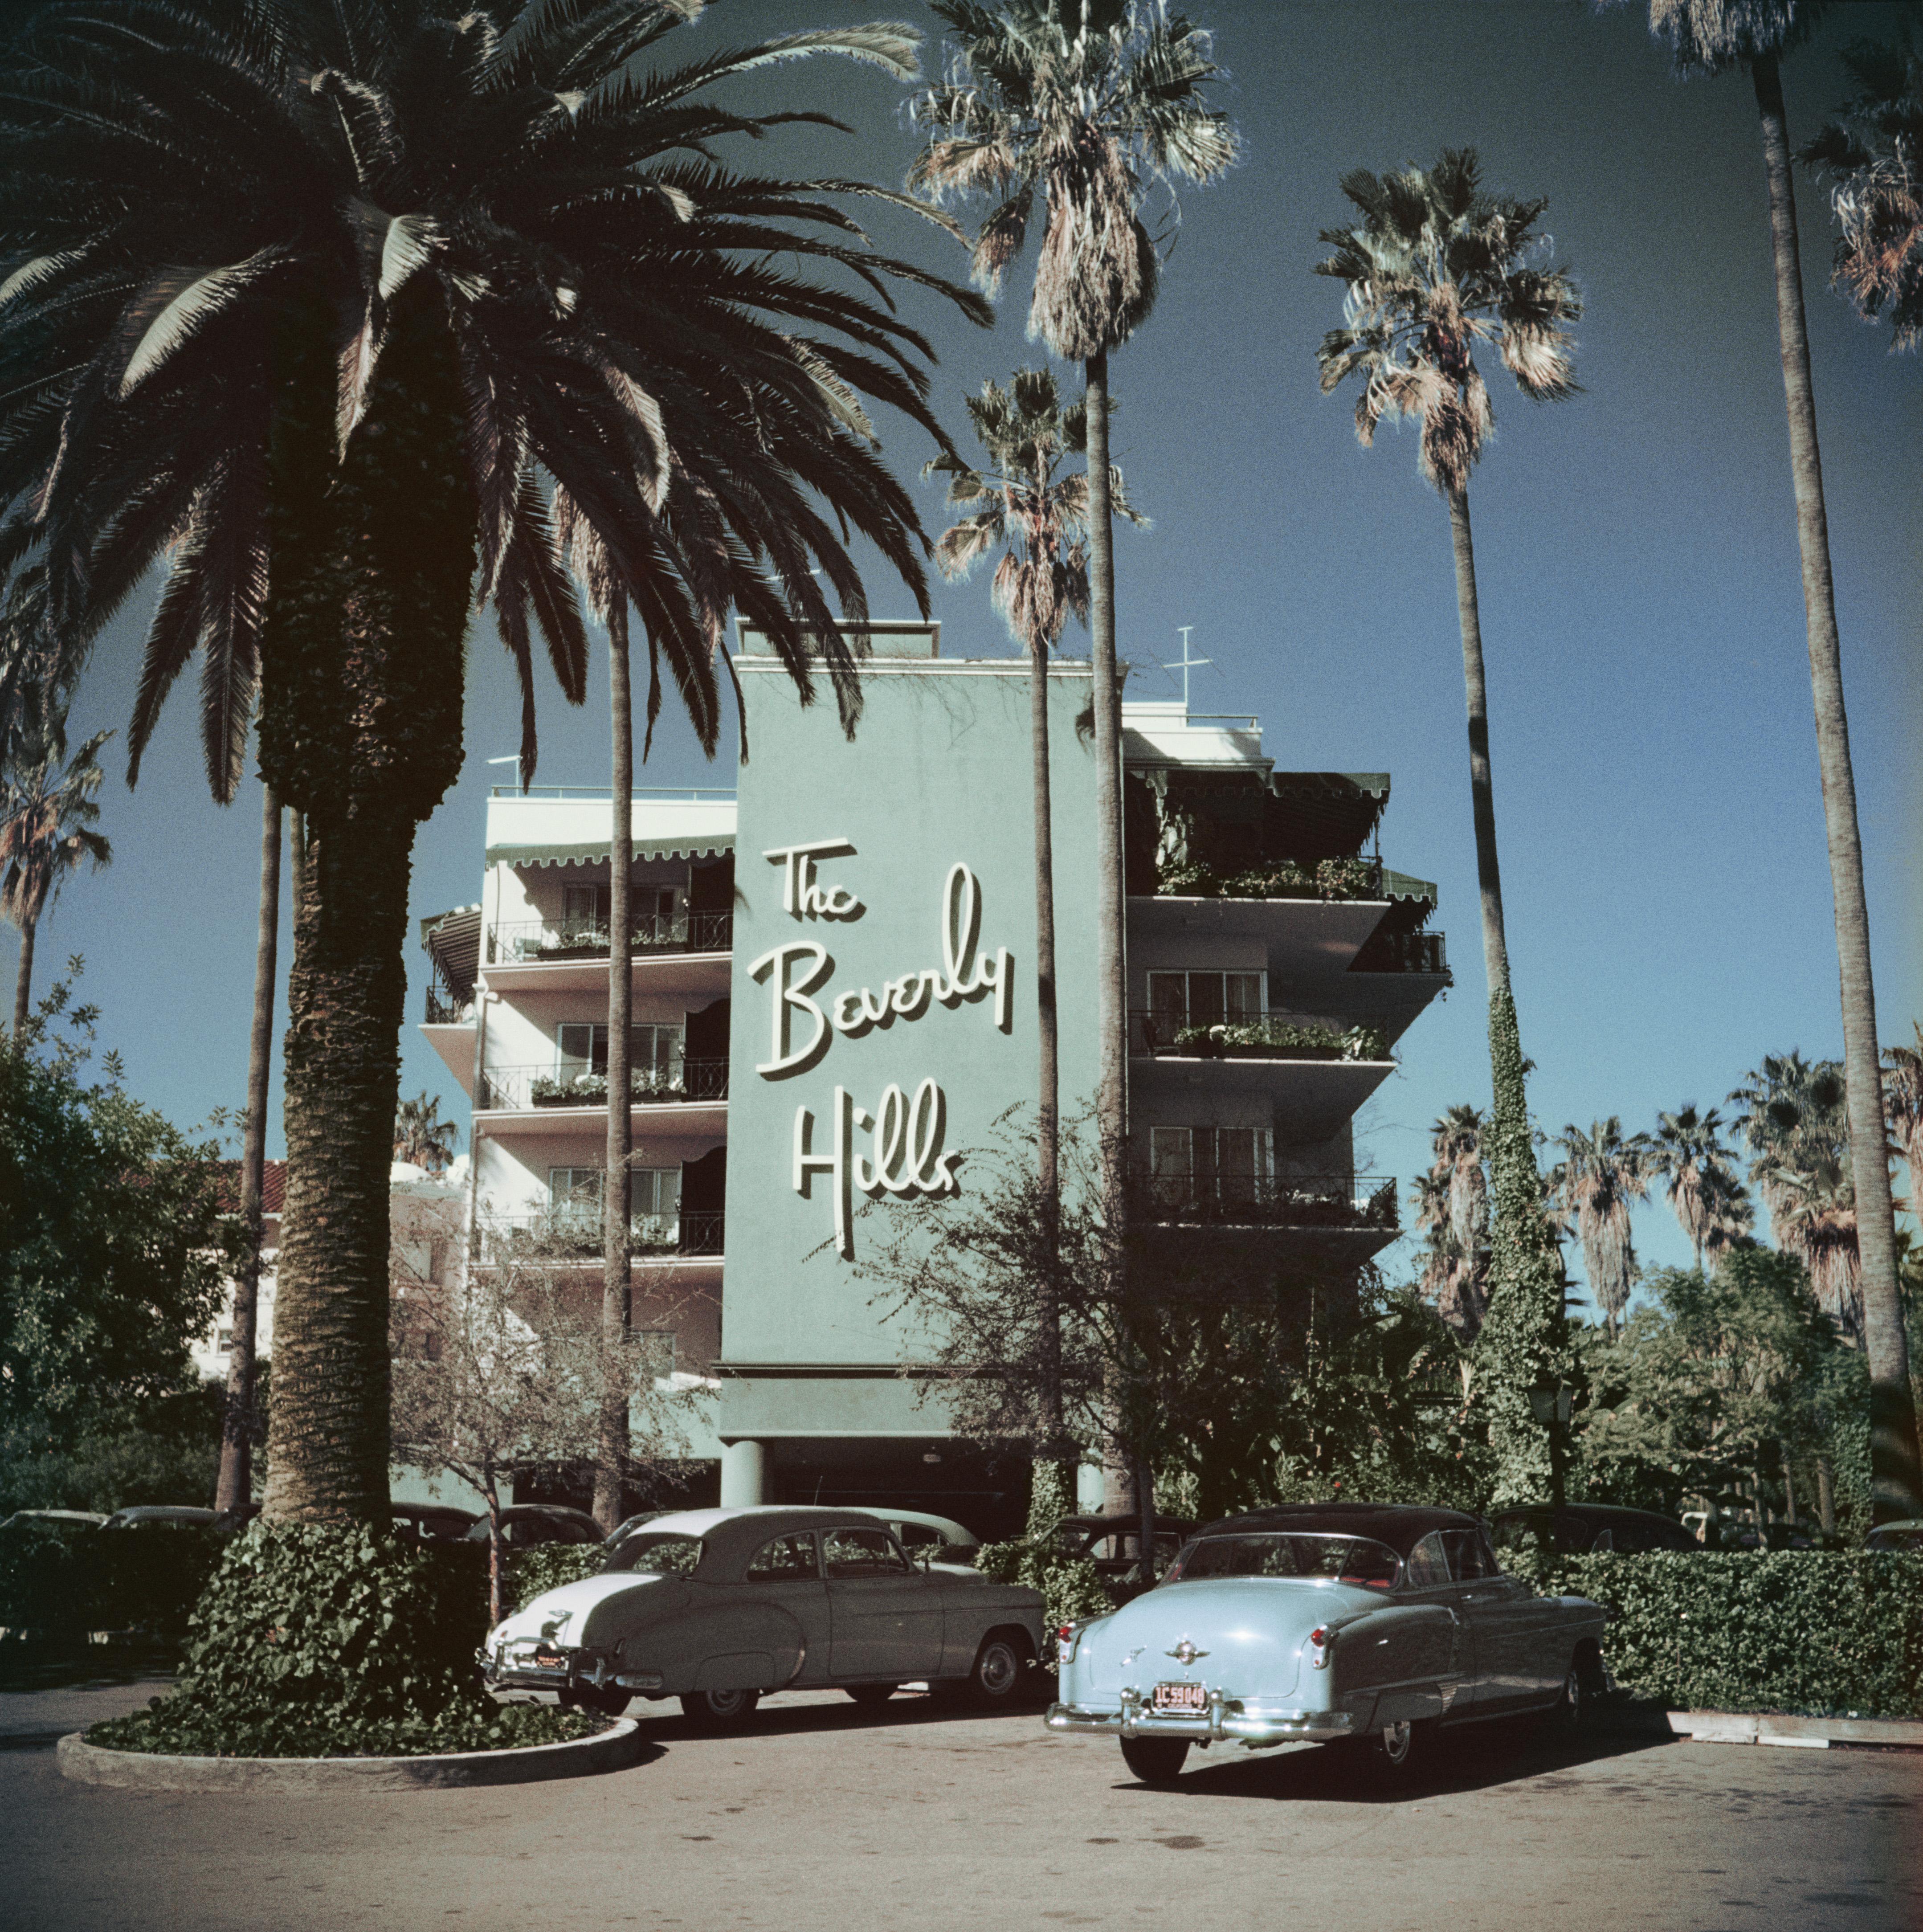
[[420, 625, 1448, 1538]]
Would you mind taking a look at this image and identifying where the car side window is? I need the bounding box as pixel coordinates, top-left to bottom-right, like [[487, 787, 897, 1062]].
[[897, 1523, 941, 1550], [1442, 1528, 1496, 1581], [823, 1527, 913, 1578], [746, 1532, 819, 1581], [1403, 1532, 1452, 1588]]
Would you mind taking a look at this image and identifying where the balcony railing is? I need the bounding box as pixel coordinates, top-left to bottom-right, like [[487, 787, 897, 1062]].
[[479, 1209, 725, 1262], [1140, 1174, 1398, 1233], [486, 911, 732, 965], [1351, 931, 1448, 975], [425, 985, 474, 1025], [1132, 1012, 1392, 1062], [478, 1059, 729, 1111]]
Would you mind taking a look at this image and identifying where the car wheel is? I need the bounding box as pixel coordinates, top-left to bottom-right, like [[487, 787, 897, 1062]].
[[678, 1687, 761, 1730], [1359, 1716, 1433, 1783], [1119, 1736, 1190, 1786], [845, 1683, 898, 1708], [966, 1634, 1027, 1707], [1545, 1658, 1588, 1734]]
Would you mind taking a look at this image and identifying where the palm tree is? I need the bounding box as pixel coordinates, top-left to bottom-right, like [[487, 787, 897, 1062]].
[[909, 2, 1237, 1370], [0, 717, 110, 1037], [3, 0, 987, 1524], [393, 1091, 460, 1176], [1883, 1024, 1923, 1209], [216, 780, 283, 1516], [1549, 1119, 1655, 1339], [1651, 1102, 1752, 1270], [1429, 1104, 1492, 1337], [926, 366, 1144, 1457], [1634, 0, 1919, 1517], [1802, 29, 1923, 352]]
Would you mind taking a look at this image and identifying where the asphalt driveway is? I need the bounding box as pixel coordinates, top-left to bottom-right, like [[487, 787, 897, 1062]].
[[5, 1673, 1918, 1932]]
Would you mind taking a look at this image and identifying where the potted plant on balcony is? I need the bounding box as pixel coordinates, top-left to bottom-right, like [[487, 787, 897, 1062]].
[[530, 1072, 609, 1108]]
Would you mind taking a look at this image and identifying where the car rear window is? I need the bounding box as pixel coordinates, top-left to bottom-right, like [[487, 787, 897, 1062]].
[[1166, 1533, 1402, 1590], [602, 1532, 703, 1576]]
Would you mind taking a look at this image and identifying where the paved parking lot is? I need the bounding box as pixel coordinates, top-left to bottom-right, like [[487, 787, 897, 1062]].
[[5, 1673, 1919, 1932]]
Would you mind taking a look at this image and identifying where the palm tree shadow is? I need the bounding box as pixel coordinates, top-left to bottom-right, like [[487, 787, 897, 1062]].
[[1129, 1722, 1677, 1804]]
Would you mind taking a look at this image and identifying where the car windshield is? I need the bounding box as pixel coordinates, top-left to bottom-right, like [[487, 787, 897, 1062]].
[[601, 1532, 703, 1576], [1166, 1533, 1403, 1590]]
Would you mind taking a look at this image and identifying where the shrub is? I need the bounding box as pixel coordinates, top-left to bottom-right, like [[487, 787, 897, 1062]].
[[503, 1542, 604, 1617], [85, 1522, 596, 1757], [1516, 1548, 1923, 1718]]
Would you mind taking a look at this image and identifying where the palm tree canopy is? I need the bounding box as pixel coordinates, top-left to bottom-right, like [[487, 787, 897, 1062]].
[[925, 365, 1143, 651], [1314, 149, 1582, 497], [0, 0, 992, 798], [394, 1091, 460, 1172], [0, 718, 111, 931], [1884, 1024, 1923, 1207], [1641, 0, 1835, 78], [908, 0, 1237, 359], [1802, 29, 1923, 352], [1651, 1101, 1753, 1259], [1549, 1118, 1654, 1323]]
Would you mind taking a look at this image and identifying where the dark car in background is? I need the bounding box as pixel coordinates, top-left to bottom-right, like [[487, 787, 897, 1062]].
[[1050, 1514, 1196, 1605], [1489, 1505, 1698, 1556], [464, 1504, 604, 1551]]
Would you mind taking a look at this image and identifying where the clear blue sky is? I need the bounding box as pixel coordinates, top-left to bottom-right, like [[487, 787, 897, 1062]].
[[16, 0, 1919, 1315]]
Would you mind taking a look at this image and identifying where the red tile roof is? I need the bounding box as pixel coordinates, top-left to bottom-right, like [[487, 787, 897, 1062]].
[[212, 1160, 288, 1217]]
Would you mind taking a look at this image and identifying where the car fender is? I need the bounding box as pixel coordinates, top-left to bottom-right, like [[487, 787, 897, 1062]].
[[618, 1589, 810, 1695], [1327, 1601, 1462, 1730]]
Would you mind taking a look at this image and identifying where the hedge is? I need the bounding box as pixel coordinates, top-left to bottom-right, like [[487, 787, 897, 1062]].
[[0, 1518, 220, 1638], [1520, 1549, 1923, 1719]]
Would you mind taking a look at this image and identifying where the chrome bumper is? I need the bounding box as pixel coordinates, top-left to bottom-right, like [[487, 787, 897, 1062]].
[[1047, 1690, 1357, 1747], [480, 1644, 662, 1696]]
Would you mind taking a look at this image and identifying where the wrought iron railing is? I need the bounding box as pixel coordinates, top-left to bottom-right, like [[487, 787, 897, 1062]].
[[478, 1209, 725, 1262], [424, 984, 472, 1025], [1351, 931, 1448, 975], [477, 1058, 729, 1111], [1131, 1012, 1392, 1062], [1139, 1174, 1398, 1232], [486, 911, 732, 964]]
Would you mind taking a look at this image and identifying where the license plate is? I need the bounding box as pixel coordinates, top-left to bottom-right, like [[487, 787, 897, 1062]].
[[532, 1650, 567, 1671], [1152, 1681, 1207, 1713]]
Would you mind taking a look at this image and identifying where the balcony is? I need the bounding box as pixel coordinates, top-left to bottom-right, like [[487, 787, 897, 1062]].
[[1140, 1173, 1397, 1232], [478, 1058, 729, 1112], [486, 910, 732, 966], [425, 984, 474, 1025], [1132, 1013, 1390, 1062], [1349, 929, 1449, 976], [478, 1209, 725, 1265]]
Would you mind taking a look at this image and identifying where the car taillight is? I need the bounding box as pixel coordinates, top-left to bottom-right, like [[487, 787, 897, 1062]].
[[1307, 1625, 1332, 1670], [1057, 1623, 1082, 1667]]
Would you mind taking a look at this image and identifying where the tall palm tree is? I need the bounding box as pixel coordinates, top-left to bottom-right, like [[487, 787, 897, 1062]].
[[216, 780, 283, 1516], [926, 366, 1144, 1458], [909, 1, 1237, 1357], [1634, 0, 1919, 1517], [1651, 1102, 1752, 1270], [2, 0, 988, 1524], [0, 717, 110, 1037], [1802, 28, 1923, 352], [393, 1091, 460, 1176], [1550, 1119, 1655, 1339]]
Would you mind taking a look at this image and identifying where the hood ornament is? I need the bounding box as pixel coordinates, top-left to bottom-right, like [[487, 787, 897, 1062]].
[[1166, 1639, 1208, 1667]]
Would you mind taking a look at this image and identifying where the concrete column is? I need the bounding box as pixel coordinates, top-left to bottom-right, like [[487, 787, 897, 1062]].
[[720, 1439, 766, 1508], [1077, 1463, 1106, 1513]]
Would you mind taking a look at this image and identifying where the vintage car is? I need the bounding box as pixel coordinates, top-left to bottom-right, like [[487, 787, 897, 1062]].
[[1047, 1503, 1609, 1786], [1490, 1503, 1699, 1555], [484, 1505, 1047, 1726]]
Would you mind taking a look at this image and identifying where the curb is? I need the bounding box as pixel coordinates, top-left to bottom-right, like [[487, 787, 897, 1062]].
[[55, 1717, 647, 1791], [1594, 1706, 1923, 1750]]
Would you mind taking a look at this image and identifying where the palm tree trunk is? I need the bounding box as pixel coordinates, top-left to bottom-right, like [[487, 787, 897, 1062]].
[[1752, 53, 1921, 1522], [1029, 616, 1063, 1458], [595, 603, 634, 1532], [11, 913, 34, 1038], [216, 781, 281, 1515], [1445, 486, 1511, 1001], [1085, 349, 1131, 1517]]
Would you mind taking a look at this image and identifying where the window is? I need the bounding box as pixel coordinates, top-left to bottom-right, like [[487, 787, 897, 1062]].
[[746, 1533, 819, 1581], [822, 1526, 912, 1578], [1148, 970, 1263, 1031], [1166, 1533, 1402, 1588], [548, 1166, 602, 1210], [1149, 1126, 1274, 1206], [603, 1532, 704, 1577], [895, 1522, 941, 1550], [561, 882, 610, 932], [555, 1023, 684, 1079], [1403, 1532, 1452, 1588], [215, 1327, 233, 1353], [1442, 1528, 1498, 1581]]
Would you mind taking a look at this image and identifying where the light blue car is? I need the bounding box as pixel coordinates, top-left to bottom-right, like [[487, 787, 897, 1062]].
[[1048, 1503, 1609, 1786]]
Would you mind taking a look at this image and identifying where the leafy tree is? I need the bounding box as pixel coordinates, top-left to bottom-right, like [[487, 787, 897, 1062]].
[[392, 1091, 460, 1176], [1628, 0, 1918, 1520], [1550, 1118, 1656, 1339], [926, 366, 1145, 1465], [0, 715, 110, 1037], [1651, 1102, 1754, 1270], [1313, 150, 1580, 1504], [0, 0, 987, 1525], [1802, 28, 1923, 351], [1, 1001, 233, 1467], [910, 9, 1238, 1519]]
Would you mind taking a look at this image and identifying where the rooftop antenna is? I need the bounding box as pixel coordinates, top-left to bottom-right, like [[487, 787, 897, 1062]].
[[1160, 626, 1211, 718]]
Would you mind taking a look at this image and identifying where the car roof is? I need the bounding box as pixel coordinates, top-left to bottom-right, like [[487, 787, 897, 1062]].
[[1492, 1503, 1681, 1528], [625, 1505, 925, 1576], [1059, 1513, 1193, 1534], [102, 1505, 218, 1525], [849, 1507, 978, 1543], [3, 1509, 106, 1524], [1197, 1503, 1482, 1557]]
